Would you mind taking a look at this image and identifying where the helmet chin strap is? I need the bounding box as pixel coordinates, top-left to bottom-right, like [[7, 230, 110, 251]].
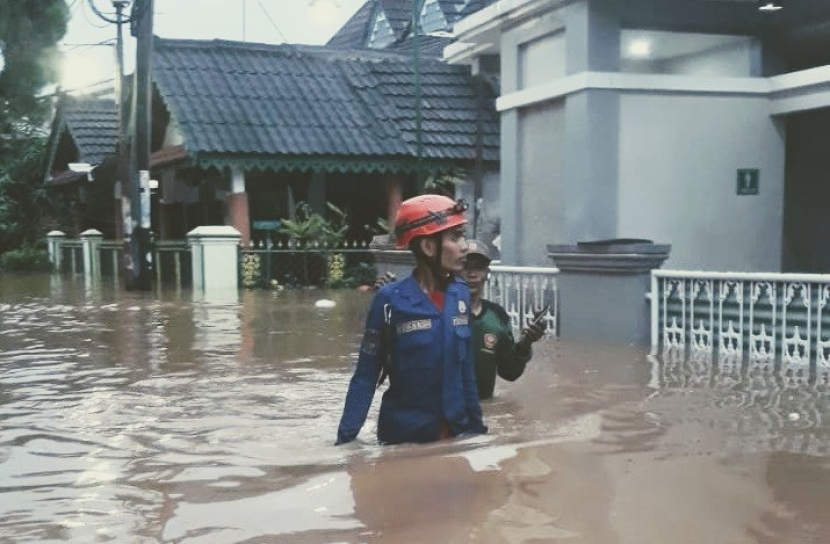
[[430, 233, 450, 291]]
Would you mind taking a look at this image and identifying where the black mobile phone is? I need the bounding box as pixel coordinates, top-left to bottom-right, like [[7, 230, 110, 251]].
[[531, 305, 550, 326]]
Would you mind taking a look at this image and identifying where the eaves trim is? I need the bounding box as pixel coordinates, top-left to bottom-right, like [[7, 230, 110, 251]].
[[192, 153, 471, 175]]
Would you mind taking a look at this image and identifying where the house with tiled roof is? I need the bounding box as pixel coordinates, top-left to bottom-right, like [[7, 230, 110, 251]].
[[43, 95, 120, 237], [147, 37, 499, 244]]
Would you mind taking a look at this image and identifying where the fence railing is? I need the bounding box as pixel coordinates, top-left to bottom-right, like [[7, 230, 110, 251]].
[[48, 233, 559, 337], [100, 240, 123, 280], [486, 264, 559, 337], [154, 240, 191, 288], [238, 241, 374, 288], [59, 240, 83, 276], [651, 270, 830, 383]]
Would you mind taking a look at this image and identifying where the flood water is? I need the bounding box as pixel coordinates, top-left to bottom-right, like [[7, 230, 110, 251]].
[[1, 273, 829, 543]]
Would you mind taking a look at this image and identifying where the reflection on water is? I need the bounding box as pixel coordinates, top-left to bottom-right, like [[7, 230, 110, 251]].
[[0, 273, 829, 543]]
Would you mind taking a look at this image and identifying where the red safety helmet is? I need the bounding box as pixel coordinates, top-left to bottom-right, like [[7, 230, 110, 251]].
[[394, 194, 468, 249]]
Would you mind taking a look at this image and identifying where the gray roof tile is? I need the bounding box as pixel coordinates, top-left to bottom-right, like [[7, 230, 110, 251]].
[[153, 38, 498, 164], [62, 98, 119, 164]]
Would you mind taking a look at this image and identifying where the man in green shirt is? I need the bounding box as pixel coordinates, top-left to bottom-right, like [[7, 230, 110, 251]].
[[461, 240, 546, 400]]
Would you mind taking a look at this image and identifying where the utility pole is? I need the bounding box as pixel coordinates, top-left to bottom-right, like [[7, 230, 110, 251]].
[[113, 0, 128, 242], [126, 0, 154, 290]]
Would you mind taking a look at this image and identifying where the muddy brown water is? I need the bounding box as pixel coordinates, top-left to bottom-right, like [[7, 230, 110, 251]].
[[0, 273, 829, 543]]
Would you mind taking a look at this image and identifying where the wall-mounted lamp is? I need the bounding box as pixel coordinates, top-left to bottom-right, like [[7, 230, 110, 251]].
[[68, 162, 95, 182], [628, 39, 651, 58], [148, 178, 159, 190], [758, 1, 783, 12]]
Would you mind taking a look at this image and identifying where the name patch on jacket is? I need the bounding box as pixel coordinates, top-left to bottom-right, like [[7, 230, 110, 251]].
[[397, 319, 432, 334], [452, 315, 469, 327]]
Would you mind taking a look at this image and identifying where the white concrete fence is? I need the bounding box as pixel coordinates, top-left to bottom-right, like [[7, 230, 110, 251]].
[[47, 227, 241, 296], [486, 264, 559, 338], [651, 269, 830, 383]]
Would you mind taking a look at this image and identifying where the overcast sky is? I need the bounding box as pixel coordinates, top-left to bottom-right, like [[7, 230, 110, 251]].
[[60, 0, 366, 91]]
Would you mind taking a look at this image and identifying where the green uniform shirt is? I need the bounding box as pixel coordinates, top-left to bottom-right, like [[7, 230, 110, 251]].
[[471, 299, 532, 400]]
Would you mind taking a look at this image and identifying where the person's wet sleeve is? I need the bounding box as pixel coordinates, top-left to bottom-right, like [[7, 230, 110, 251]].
[[335, 294, 385, 445], [497, 315, 532, 382]]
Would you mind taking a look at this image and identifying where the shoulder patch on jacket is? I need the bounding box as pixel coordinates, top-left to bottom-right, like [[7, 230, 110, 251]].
[[360, 328, 380, 355]]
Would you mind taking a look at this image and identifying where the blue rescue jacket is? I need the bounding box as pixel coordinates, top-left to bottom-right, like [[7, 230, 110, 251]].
[[336, 274, 487, 445]]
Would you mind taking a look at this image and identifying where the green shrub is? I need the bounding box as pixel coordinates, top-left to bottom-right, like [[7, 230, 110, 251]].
[[343, 261, 377, 288], [0, 246, 51, 272]]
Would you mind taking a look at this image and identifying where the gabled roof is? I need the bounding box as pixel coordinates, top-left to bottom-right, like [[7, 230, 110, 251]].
[[379, 0, 415, 36], [53, 97, 118, 165], [152, 38, 498, 173], [326, 0, 495, 52], [326, 0, 375, 50], [44, 96, 119, 185]]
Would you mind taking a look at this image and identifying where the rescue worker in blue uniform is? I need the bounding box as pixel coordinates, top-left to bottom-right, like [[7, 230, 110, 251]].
[[336, 195, 487, 445]]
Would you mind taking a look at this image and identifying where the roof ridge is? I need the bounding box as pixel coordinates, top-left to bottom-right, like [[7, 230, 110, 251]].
[[154, 36, 301, 56]]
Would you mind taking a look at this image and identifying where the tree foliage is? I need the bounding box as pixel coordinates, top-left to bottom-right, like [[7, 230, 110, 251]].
[[0, 0, 68, 134], [0, 135, 65, 252], [0, 0, 69, 254]]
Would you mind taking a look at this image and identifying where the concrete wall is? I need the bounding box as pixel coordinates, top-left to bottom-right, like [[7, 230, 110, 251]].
[[622, 37, 755, 77], [663, 40, 753, 77], [519, 29, 565, 89], [617, 93, 785, 271], [517, 99, 566, 265], [458, 169, 501, 248]]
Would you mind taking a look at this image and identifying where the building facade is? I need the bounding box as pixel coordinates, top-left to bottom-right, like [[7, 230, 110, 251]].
[[447, 0, 830, 271]]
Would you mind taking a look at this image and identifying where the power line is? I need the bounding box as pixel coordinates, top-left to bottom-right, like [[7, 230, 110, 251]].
[[61, 38, 116, 52], [255, 0, 289, 43], [80, 0, 110, 29], [86, 0, 135, 25]]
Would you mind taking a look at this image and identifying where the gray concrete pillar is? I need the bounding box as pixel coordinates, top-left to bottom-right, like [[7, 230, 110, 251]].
[[47, 231, 66, 272], [548, 240, 670, 346], [188, 226, 241, 296], [369, 235, 414, 280]]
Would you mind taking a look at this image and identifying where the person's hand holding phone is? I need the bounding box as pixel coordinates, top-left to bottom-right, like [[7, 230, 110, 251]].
[[517, 306, 548, 351]]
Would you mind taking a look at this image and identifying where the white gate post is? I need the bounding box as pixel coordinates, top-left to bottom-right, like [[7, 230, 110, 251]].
[[80, 229, 103, 281], [187, 226, 241, 295], [47, 231, 66, 272]]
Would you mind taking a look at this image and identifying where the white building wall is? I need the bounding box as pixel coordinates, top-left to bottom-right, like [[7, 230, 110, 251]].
[[517, 99, 567, 265], [617, 93, 785, 271], [663, 40, 753, 77], [519, 30, 566, 89]]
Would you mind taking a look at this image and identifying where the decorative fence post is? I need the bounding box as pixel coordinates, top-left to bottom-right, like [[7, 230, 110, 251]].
[[47, 231, 66, 273], [80, 229, 103, 282], [187, 226, 241, 296], [368, 234, 415, 279]]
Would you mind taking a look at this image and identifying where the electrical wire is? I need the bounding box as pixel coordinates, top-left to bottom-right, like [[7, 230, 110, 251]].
[[255, 0, 290, 44], [61, 38, 116, 52], [80, 0, 110, 28], [86, 0, 134, 25]]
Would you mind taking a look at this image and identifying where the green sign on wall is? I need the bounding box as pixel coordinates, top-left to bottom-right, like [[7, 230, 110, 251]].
[[737, 168, 759, 196]]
